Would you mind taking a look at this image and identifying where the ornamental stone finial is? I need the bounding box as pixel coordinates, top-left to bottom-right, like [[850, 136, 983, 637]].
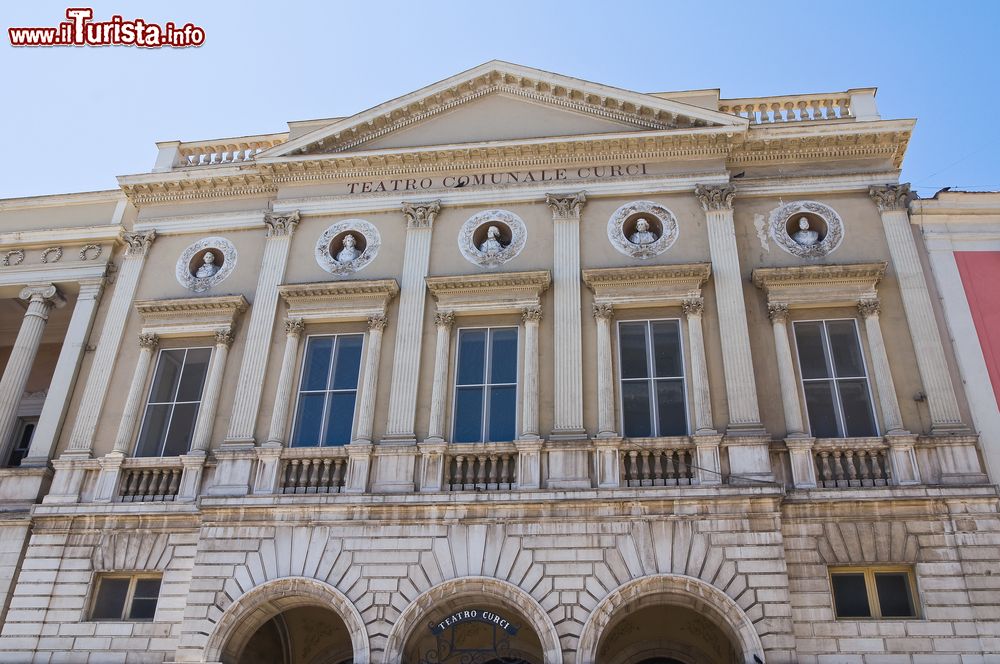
[[592, 303, 614, 320], [138, 333, 160, 351], [214, 329, 235, 348], [681, 297, 704, 318], [868, 183, 913, 212], [402, 200, 442, 229], [264, 211, 300, 238], [545, 192, 587, 220], [694, 184, 736, 212], [767, 302, 790, 323], [434, 311, 455, 328], [368, 313, 388, 331], [122, 230, 156, 257], [522, 306, 542, 323], [284, 317, 305, 336], [857, 298, 881, 318]]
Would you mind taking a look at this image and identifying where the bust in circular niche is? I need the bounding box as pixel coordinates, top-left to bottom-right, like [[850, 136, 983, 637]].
[[478, 225, 505, 257], [791, 217, 821, 247], [194, 251, 220, 278], [336, 233, 361, 263], [629, 217, 659, 245]]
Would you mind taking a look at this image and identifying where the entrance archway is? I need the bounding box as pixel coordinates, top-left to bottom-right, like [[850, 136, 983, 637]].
[[383, 577, 563, 664], [577, 575, 765, 664], [203, 577, 370, 664]]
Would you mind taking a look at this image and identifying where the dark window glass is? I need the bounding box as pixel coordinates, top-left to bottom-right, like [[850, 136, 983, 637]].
[[794, 322, 829, 379], [7, 419, 37, 467], [619, 320, 687, 438], [831, 573, 871, 618], [456, 329, 487, 386], [331, 335, 364, 390], [135, 404, 171, 458], [136, 348, 211, 457], [651, 321, 683, 378], [175, 348, 211, 401], [489, 328, 518, 385], [301, 337, 333, 391], [803, 382, 839, 438], [291, 335, 363, 447], [839, 379, 878, 437], [655, 380, 687, 436], [323, 392, 357, 446], [291, 394, 325, 447], [619, 323, 649, 379], [149, 350, 184, 402], [128, 578, 161, 621], [875, 573, 916, 618], [827, 320, 866, 378], [488, 386, 516, 442], [621, 381, 652, 438], [162, 402, 199, 457], [454, 387, 484, 443], [453, 327, 518, 443], [91, 578, 130, 620]]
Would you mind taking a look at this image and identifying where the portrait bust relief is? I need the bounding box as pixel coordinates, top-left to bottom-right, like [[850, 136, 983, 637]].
[[607, 201, 678, 259], [176, 237, 237, 293], [316, 219, 381, 276], [458, 210, 527, 268], [768, 201, 844, 259]]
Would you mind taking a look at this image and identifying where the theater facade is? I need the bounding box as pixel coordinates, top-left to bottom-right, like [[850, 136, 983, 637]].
[[0, 62, 997, 663]]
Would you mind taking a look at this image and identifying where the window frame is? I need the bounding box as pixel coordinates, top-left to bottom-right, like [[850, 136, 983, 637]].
[[450, 325, 521, 444], [6, 416, 38, 467], [614, 317, 690, 438], [88, 573, 163, 622], [828, 565, 920, 620], [288, 332, 366, 447], [791, 317, 880, 439], [134, 345, 213, 457]]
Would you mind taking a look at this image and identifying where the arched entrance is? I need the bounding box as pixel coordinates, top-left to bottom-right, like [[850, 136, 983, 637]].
[[383, 577, 563, 664], [577, 575, 765, 664], [203, 577, 370, 664]]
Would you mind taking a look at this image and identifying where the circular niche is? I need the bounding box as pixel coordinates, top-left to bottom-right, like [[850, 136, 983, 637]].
[[176, 237, 237, 293], [769, 200, 844, 259], [607, 200, 679, 259], [458, 209, 527, 268], [315, 219, 381, 277]]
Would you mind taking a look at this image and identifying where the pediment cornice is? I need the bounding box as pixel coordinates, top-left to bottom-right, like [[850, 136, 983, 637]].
[[278, 279, 399, 323], [426, 270, 551, 315], [583, 263, 711, 308], [752, 262, 887, 308], [135, 294, 248, 337]]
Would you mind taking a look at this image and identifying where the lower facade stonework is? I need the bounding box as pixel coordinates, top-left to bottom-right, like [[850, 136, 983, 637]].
[[0, 488, 998, 664]]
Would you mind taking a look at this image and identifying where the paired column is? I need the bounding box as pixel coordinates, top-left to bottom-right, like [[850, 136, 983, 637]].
[[384, 201, 441, 442], [66, 230, 156, 456], [546, 192, 587, 438], [190, 329, 235, 453], [520, 306, 542, 440], [870, 184, 963, 431], [224, 212, 299, 445], [695, 184, 763, 432], [111, 333, 160, 454], [857, 299, 906, 434], [592, 303, 617, 438], [0, 284, 65, 460], [426, 311, 454, 443], [354, 314, 388, 444], [767, 303, 807, 437]]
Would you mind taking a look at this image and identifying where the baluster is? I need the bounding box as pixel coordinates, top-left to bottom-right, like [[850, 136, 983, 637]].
[[880, 450, 892, 484], [318, 459, 332, 492], [639, 451, 651, 484], [652, 451, 664, 484], [664, 450, 677, 485], [858, 451, 872, 485], [332, 459, 345, 492], [500, 454, 510, 486], [678, 450, 689, 484], [167, 469, 181, 498], [453, 456, 464, 490], [845, 450, 859, 485], [154, 470, 171, 498], [123, 470, 140, 500], [832, 451, 845, 485], [136, 470, 152, 500], [488, 455, 499, 486], [627, 451, 639, 485], [307, 459, 320, 493], [280, 461, 292, 493], [871, 450, 885, 485], [817, 451, 832, 486], [289, 459, 303, 493], [476, 455, 488, 486]]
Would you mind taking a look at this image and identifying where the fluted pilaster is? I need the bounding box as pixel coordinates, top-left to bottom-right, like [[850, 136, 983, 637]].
[[265, 318, 305, 446], [767, 302, 806, 437], [593, 303, 617, 438], [857, 298, 906, 434], [190, 329, 235, 453], [112, 333, 159, 455], [354, 314, 388, 444], [521, 306, 542, 439], [426, 310, 454, 442], [683, 297, 715, 434]]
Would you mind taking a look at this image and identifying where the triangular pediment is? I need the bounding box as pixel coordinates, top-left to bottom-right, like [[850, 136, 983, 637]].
[[262, 61, 745, 158]]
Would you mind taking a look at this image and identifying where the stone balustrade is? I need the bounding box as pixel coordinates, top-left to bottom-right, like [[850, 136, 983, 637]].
[[445, 445, 517, 491], [175, 134, 287, 167], [621, 440, 696, 487], [279, 448, 348, 494], [719, 93, 856, 124], [813, 438, 891, 488], [117, 461, 182, 502]]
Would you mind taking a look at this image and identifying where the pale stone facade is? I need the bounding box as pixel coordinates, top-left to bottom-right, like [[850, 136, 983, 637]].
[[0, 62, 996, 663]]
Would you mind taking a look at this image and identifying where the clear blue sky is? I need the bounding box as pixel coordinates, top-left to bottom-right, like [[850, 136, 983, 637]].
[[1, 0, 997, 199]]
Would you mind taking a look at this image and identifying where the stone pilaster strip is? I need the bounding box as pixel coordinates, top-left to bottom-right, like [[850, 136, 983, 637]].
[[683, 297, 715, 434], [265, 318, 305, 447], [521, 306, 542, 439], [857, 297, 906, 433], [191, 329, 236, 453], [426, 309, 454, 442], [767, 302, 805, 437], [593, 303, 616, 437], [354, 314, 388, 443], [111, 333, 159, 455]]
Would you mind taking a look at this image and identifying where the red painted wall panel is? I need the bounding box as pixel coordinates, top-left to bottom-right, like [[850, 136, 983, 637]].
[[955, 251, 1000, 409]]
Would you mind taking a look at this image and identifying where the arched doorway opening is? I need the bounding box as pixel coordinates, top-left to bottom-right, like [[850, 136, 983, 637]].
[[239, 604, 354, 664]]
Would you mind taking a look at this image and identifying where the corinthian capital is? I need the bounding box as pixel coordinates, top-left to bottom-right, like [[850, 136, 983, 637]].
[[367, 313, 388, 331], [592, 303, 614, 320], [694, 184, 735, 212], [681, 297, 704, 318], [264, 211, 300, 238], [767, 302, 790, 323], [214, 329, 236, 348], [402, 200, 441, 229], [138, 333, 160, 351], [434, 311, 455, 328], [122, 230, 156, 257], [522, 306, 542, 323], [284, 317, 305, 336], [545, 192, 587, 220], [868, 183, 913, 212], [857, 298, 881, 319]]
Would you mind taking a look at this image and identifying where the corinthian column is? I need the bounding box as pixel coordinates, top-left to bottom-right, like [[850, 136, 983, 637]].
[[521, 306, 542, 440], [0, 284, 65, 460], [354, 314, 388, 444], [683, 297, 715, 434], [869, 184, 964, 432], [224, 211, 299, 445], [67, 231, 155, 455], [593, 303, 617, 438], [767, 303, 806, 437], [425, 310, 454, 443], [384, 201, 441, 442], [695, 184, 763, 432], [857, 299, 905, 434], [111, 333, 159, 455], [546, 192, 587, 438], [265, 318, 305, 446], [190, 329, 235, 453]]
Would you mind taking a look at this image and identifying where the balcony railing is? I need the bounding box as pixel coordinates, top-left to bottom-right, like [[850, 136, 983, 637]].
[[279, 447, 348, 494], [621, 439, 696, 487], [118, 461, 182, 502], [170, 133, 287, 168], [813, 439, 891, 488], [719, 91, 864, 124], [445, 444, 517, 491]]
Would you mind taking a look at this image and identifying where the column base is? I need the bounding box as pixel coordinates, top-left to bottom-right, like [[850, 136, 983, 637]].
[[722, 433, 774, 485], [207, 444, 255, 496], [515, 439, 544, 489], [543, 438, 592, 489], [548, 427, 588, 442], [371, 443, 416, 493]]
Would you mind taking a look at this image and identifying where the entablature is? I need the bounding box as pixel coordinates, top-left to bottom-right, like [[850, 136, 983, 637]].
[[135, 294, 248, 337], [426, 270, 550, 315], [583, 263, 711, 308], [278, 279, 399, 323], [752, 262, 886, 308]]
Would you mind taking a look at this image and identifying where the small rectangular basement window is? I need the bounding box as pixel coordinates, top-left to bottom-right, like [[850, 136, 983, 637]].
[[90, 574, 162, 621], [829, 567, 918, 619]]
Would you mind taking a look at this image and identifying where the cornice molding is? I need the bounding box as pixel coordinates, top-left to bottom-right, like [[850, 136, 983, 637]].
[[426, 270, 551, 315], [278, 278, 399, 324], [752, 262, 887, 308], [583, 263, 711, 308], [0, 224, 123, 248], [135, 294, 248, 338]]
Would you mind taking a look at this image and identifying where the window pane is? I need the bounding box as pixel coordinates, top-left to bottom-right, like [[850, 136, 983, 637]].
[[875, 573, 916, 618], [130, 578, 162, 619], [454, 387, 484, 443], [804, 382, 840, 438], [301, 338, 333, 391], [839, 379, 878, 437], [135, 404, 171, 457], [331, 335, 364, 390], [487, 385, 516, 442], [291, 394, 325, 446], [489, 328, 518, 385], [621, 381, 652, 438], [132, 578, 161, 600], [323, 392, 356, 446], [655, 379, 687, 436], [176, 348, 211, 402], [619, 323, 649, 379], [149, 350, 184, 402], [92, 578, 129, 620], [794, 323, 830, 380], [827, 321, 866, 378], [651, 321, 683, 378], [128, 598, 157, 621], [162, 403, 199, 456], [831, 573, 872, 618], [456, 330, 487, 386]]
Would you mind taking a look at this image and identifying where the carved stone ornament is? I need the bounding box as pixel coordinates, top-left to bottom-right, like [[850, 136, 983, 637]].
[[522, 306, 542, 323], [694, 184, 735, 212], [285, 317, 306, 336], [607, 200, 679, 259], [2, 249, 25, 267], [138, 333, 160, 351], [175, 237, 237, 293], [315, 219, 381, 277], [402, 200, 441, 229], [681, 297, 704, 318], [79, 244, 102, 261], [857, 298, 881, 318], [768, 200, 844, 259], [367, 313, 388, 331], [214, 329, 236, 348], [592, 303, 614, 320], [434, 311, 455, 328], [41, 247, 63, 263], [767, 302, 790, 322], [545, 192, 587, 220], [458, 209, 527, 268], [264, 211, 300, 238], [869, 183, 913, 212], [122, 230, 156, 257]]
